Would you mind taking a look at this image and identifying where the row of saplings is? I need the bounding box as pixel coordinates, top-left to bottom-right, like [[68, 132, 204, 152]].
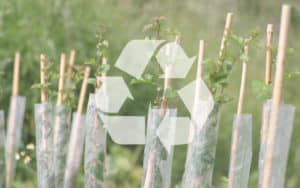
[[0, 4, 296, 188]]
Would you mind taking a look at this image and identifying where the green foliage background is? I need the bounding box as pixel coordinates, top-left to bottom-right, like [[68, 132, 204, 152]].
[[0, 0, 300, 187]]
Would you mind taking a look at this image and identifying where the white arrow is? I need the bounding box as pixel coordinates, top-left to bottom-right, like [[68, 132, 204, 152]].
[[155, 109, 191, 153], [156, 42, 195, 78], [115, 40, 165, 78], [178, 79, 214, 114], [95, 76, 133, 113], [99, 114, 146, 145], [178, 79, 215, 141]]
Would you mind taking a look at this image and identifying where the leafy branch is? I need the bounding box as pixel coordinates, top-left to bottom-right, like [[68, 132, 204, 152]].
[[85, 24, 110, 88], [204, 29, 259, 103], [31, 56, 84, 108], [143, 16, 179, 40], [130, 16, 180, 106]]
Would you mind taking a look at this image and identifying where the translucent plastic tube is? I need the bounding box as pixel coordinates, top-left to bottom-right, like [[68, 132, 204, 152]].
[[258, 101, 295, 188], [258, 100, 271, 188], [53, 105, 71, 188], [63, 113, 86, 188], [0, 110, 5, 187], [6, 96, 26, 188], [34, 103, 54, 188], [142, 107, 176, 188], [228, 114, 252, 188], [84, 94, 107, 188], [181, 104, 220, 188]]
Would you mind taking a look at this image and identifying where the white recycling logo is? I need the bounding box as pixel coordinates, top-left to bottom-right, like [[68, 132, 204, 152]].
[[95, 39, 214, 151]]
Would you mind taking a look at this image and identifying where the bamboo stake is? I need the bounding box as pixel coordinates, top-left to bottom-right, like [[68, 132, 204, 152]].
[[237, 45, 248, 116], [182, 38, 221, 187], [185, 39, 205, 164], [85, 57, 108, 187], [192, 39, 205, 118], [53, 53, 70, 188], [228, 43, 249, 188], [160, 35, 180, 113], [196, 40, 205, 80], [262, 5, 291, 188], [144, 153, 155, 188], [192, 40, 205, 133], [57, 53, 66, 105], [265, 24, 274, 85], [84, 92, 107, 188], [12, 52, 20, 97], [0, 111, 4, 187], [101, 57, 108, 78], [6, 52, 22, 188], [36, 55, 53, 188], [40, 54, 47, 103], [144, 35, 180, 188], [218, 12, 234, 65], [96, 57, 108, 91], [64, 67, 90, 188], [77, 67, 90, 115], [260, 25, 274, 172], [67, 50, 76, 82]]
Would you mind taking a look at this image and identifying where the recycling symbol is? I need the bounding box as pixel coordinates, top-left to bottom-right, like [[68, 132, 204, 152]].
[[95, 39, 214, 151]]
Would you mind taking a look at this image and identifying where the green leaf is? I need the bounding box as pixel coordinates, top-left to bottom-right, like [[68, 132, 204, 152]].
[[252, 80, 272, 100], [130, 78, 149, 85], [143, 73, 153, 80], [214, 94, 233, 103], [202, 58, 214, 65], [240, 53, 249, 62], [231, 34, 244, 45], [223, 59, 233, 66], [85, 58, 97, 65], [31, 83, 42, 89], [285, 71, 300, 80], [87, 78, 97, 85], [98, 64, 110, 74], [102, 40, 109, 47], [164, 88, 177, 99]]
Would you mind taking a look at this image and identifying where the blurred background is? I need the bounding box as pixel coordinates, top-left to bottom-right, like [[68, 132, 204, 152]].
[[0, 0, 300, 187]]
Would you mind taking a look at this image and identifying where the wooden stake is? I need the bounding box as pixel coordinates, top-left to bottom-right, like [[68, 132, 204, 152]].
[[187, 39, 206, 158], [144, 36, 180, 187], [229, 43, 249, 188], [95, 57, 108, 91], [262, 5, 291, 188], [218, 12, 234, 65], [261, 24, 274, 159], [101, 57, 108, 78], [57, 53, 67, 105], [144, 153, 155, 188], [12, 52, 20, 97], [160, 35, 180, 112], [6, 52, 21, 188], [193, 40, 205, 113], [77, 67, 90, 115], [40, 54, 47, 103], [265, 24, 274, 85], [237, 44, 248, 115], [67, 50, 76, 82], [196, 40, 205, 80], [194, 40, 205, 105]]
